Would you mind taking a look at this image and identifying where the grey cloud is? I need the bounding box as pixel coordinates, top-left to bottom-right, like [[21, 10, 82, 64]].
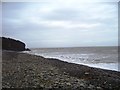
[[2, 2, 118, 47], [41, 8, 81, 21]]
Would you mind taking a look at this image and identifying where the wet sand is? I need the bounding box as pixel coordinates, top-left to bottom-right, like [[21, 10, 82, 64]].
[[2, 50, 120, 89]]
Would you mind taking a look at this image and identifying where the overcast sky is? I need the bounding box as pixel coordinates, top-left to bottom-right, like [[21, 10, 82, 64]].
[[2, 0, 118, 48]]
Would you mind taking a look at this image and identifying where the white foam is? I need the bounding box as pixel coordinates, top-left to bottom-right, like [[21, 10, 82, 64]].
[[79, 63, 119, 71]]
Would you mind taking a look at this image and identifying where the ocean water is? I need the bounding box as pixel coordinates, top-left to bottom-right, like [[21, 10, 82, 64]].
[[24, 47, 119, 71]]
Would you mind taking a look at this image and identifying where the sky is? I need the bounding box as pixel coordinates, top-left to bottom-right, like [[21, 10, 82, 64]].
[[2, 0, 119, 48]]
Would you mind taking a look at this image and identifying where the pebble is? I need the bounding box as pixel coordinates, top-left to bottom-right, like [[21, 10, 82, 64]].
[[3, 51, 120, 89], [97, 86, 102, 90], [85, 72, 89, 75]]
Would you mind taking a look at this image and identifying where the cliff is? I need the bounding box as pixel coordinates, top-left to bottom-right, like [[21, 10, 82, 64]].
[[1, 37, 26, 51]]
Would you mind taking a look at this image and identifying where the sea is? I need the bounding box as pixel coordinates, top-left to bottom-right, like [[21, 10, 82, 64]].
[[24, 47, 119, 71]]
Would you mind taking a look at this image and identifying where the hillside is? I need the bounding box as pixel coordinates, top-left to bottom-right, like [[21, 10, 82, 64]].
[[1, 37, 26, 51]]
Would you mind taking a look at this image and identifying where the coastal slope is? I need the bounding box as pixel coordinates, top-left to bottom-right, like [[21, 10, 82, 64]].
[[2, 51, 120, 89]]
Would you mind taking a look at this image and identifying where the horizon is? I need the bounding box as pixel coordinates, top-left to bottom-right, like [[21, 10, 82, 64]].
[[2, 0, 118, 48], [29, 46, 118, 49]]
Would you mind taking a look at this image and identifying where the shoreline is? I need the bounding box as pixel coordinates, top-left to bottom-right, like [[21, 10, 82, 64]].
[[27, 53, 119, 72], [23, 47, 119, 72], [30, 54, 119, 72], [2, 50, 120, 89]]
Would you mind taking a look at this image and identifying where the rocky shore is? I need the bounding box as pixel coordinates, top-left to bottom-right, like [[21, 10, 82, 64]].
[[2, 50, 120, 90]]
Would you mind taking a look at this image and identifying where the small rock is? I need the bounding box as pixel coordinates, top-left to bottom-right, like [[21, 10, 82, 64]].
[[66, 82, 71, 86], [97, 86, 102, 90], [88, 84, 94, 89], [85, 72, 89, 75]]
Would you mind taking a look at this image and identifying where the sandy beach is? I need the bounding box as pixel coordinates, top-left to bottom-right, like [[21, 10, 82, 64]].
[[2, 50, 120, 89]]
